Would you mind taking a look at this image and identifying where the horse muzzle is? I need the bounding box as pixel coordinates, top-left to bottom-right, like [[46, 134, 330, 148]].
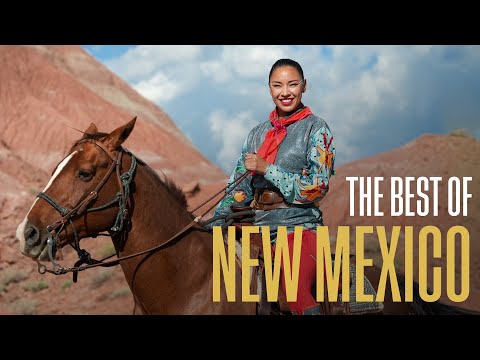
[[17, 219, 52, 261]]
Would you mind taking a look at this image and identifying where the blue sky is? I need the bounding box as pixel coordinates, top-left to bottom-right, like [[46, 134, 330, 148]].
[[83, 45, 480, 174]]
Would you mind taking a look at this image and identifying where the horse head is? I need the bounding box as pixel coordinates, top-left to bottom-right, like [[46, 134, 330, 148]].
[[16, 117, 137, 266]]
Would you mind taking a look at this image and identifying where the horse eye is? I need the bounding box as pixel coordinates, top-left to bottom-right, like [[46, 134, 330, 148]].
[[78, 170, 93, 180]]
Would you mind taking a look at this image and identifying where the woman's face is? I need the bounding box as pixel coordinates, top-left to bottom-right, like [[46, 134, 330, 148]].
[[269, 65, 306, 118]]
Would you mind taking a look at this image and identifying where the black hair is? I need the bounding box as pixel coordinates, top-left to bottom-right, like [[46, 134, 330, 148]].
[[268, 58, 304, 82]]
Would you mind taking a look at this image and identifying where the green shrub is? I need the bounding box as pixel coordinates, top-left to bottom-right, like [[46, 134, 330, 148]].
[[90, 269, 114, 289], [449, 128, 474, 138], [62, 280, 73, 290], [9, 299, 41, 315], [0, 269, 29, 287], [99, 242, 117, 258], [109, 287, 132, 299], [23, 281, 49, 292]]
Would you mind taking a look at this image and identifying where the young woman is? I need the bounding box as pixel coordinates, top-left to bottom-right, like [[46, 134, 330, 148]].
[[210, 58, 336, 315]]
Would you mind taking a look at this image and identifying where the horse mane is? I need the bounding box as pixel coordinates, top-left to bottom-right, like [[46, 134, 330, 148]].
[[70, 131, 189, 210], [161, 176, 189, 209]]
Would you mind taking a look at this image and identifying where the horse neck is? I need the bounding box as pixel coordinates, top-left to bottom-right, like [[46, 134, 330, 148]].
[[113, 157, 253, 314], [113, 160, 207, 308], [118, 159, 198, 254]]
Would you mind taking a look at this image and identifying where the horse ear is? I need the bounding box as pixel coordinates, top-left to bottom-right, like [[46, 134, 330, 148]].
[[82, 123, 98, 138], [105, 116, 137, 151]]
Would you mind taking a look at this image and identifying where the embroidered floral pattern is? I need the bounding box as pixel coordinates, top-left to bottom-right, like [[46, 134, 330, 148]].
[[317, 132, 334, 172], [297, 177, 327, 202], [263, 125, 335, 204], [209, 123, 335, 227], [233, 190, 247, 203]]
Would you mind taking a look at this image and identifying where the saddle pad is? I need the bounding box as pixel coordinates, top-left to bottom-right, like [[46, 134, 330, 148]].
[[339, 263, 384, 314]]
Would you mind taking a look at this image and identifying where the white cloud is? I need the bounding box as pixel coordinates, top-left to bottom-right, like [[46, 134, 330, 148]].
[[209, 110, 258, 172], [106, 45, 208, 106], [105, 45, 203, 82], [222, 45, 286, 79], [133, 72, 185, 104], [200, 45, 288, 84], [90, 45, 480, 172], [303, 47, 409, 161], [200, 60, 232, 83]]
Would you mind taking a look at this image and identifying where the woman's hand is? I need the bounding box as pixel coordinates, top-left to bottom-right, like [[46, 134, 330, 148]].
[[245, 153, 269, 175]]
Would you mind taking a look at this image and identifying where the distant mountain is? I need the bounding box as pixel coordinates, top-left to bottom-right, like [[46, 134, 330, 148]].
[[0, 45, 229, 314]]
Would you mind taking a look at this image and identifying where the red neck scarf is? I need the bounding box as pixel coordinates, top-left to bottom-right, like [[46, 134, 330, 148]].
[[257, 104, 313, 164]]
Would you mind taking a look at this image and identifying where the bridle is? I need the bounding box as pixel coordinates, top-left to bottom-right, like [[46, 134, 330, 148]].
[[35, 138, 251, 282], [35, 138, 250, 279], [36, 139, 136, 280]]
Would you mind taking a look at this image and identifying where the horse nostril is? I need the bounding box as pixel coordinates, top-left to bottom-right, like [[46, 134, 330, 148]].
[[25, 225, 40, 247]]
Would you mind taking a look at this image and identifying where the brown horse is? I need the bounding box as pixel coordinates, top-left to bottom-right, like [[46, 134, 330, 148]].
[[15, 118, 478, 315]]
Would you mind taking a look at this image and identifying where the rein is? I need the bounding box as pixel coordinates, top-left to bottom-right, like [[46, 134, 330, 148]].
[[36, 140, 250, 281]]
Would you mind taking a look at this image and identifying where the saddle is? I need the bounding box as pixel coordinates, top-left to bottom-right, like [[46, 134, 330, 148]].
[[228, 207, 288, 315], [227, 206, 384, 315]]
